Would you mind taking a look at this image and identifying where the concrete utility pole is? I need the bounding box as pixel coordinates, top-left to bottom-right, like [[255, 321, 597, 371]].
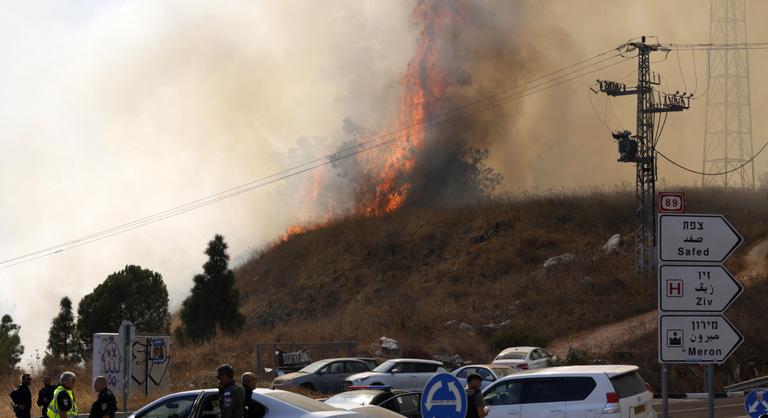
[[596, 36, 692, 274], [702, 0, 755, 188]]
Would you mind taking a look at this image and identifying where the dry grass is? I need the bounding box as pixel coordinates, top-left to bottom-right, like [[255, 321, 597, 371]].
[[54, 186, 763, 404]]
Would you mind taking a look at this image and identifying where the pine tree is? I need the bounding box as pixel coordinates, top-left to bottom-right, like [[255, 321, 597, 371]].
[[76, 265, 170, 353], [0, 314, 24, 373], [180, 234, 245, 342], [45, 297, 82, 364]]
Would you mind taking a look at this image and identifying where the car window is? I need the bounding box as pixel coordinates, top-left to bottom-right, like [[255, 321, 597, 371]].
[[327, 362, 345, 374], [413, 363, 438, 373], [529, 351, 541, 360], [563, 377, 597, 401], [199, 395, 220, 418], [455, 367, 473, 379], [346, 361, 369, 373], [610, 372, 647, 399], [540, 350, 552, 359], [136, 394, 198, 418], [496, 352, 527, 360], [484, 381, 524, 406], [476, 368, 493, 380], [523, 380, 564, 404], [394, 363, 415, 373], [380, 393, 421, 417], [373, 360, 396, 373]]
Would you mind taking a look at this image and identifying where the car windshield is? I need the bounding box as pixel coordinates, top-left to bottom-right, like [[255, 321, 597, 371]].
[[496, 352, 527, 360], [325, 392, 376, 407], [299, 360, 331, 374], [490, 367, 515, 377], [264, 391, 340, 412], [372, 360, 397, 373]]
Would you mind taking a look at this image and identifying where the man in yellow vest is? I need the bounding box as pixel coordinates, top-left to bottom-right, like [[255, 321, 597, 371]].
[[47, 372, 78, 418]]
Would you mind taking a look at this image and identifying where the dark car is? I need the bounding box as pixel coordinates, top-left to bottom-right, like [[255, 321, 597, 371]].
[[325, 387, 422, 418], [272, 358, 372, 393]]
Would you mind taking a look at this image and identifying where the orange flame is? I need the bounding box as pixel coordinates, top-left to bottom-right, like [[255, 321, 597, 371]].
[[361, 0, 464, 217]]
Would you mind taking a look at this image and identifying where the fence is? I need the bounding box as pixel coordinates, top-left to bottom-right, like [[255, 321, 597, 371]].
[[254, 341, 357, 378]]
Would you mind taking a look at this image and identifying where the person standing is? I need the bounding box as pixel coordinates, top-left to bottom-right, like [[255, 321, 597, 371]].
[[37, 376, 55, 418], [241, 372, 263, 418], [88, 377, 116, 418], [465, 374, 487, 418], [10, 373, 32, 418], [217, 364, 244, 418], [47, 372, 78, 418]]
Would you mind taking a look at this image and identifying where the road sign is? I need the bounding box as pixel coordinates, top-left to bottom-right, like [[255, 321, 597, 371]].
[[421, 373, 467, 418], [659, 192, 685, 213], [658, 265, 744, 313], [745, 389, 768, 418], [659, 314, 743, 364], [658, 214, 743, 263]]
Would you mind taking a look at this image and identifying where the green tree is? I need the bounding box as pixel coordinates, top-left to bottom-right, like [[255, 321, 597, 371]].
[[0, 314, 24, 372], [179, 234, 245, 342], [45, 297, 81, 364], [77, 265, 170, 352]]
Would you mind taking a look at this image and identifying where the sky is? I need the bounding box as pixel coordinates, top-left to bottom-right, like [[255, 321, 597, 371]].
[[1, 0, 767, 366]]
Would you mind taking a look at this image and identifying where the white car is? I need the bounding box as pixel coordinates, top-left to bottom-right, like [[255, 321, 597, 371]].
[[482, 365, 656, 418], [452, 364, 517, 389], [127, 388, 370, 418], [345, 358, 447, 391], [491, 346, 555, 370]]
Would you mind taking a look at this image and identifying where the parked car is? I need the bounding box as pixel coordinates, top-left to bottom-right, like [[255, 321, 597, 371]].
[[326, 386, 422, 418], [491, 346, 556, 370], [451, 364, 517, 389], [345, 358, 447, 391], [355, 358, 380, 370], [127, 388, 370, 418], [482, 365, 656, 418], [272, 358, 372, 393]]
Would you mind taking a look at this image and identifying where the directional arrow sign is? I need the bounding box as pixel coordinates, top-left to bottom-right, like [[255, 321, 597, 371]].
[[659, 314, 743, 364], [659, 265, 744, 313], [658, 214, 743, 263]]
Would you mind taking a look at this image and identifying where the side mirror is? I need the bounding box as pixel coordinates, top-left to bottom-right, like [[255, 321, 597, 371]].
[[391, 368, 400, 374], [484, 376, 495, 382]]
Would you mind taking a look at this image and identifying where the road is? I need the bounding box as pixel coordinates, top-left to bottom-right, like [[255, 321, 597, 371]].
[[654, 396, 750, 418]]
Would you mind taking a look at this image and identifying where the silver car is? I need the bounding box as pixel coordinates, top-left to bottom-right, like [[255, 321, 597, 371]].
[[272, 358, 372, 393]]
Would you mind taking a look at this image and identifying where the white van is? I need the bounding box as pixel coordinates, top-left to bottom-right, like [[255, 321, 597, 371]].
[[482, 365, 656, 418]]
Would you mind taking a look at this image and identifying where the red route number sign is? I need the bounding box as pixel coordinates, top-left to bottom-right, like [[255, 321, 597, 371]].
[[658, 192, 685, 213]]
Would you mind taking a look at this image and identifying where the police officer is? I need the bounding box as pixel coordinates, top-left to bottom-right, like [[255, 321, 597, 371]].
[[37, 376, 55, 418], [88, 376, 116, 418], [217, 364, 244, 418], [47, 372, 78, 418], [10, 373, 32, 418]]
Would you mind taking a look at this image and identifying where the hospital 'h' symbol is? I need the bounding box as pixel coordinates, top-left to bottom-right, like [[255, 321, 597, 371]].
[[667, 279, 684, 297]]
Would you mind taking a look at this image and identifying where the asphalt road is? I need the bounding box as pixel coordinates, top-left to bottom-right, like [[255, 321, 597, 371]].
[[653, 396, 751, 418]]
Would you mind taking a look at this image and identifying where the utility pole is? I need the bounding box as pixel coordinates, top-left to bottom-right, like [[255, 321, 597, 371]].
[[702, 0, 755, 188], [596, 36, 692, 274]]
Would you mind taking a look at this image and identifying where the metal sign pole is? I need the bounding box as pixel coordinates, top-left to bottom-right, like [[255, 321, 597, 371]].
[[708, 364, 715, 418], [122, 326, 130, 412], [661, 363, 669, 418]]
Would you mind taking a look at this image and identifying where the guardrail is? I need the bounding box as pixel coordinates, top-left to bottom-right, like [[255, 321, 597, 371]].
[[724, 375, 768, 392]]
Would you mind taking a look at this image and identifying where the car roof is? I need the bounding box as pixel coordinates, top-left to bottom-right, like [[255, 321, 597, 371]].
[[461, 364, 511, 369], [312, 358, 369, 362], [386, 358, 443, 365], [502, 365, 639, 378], [499, 346, 538, 354]]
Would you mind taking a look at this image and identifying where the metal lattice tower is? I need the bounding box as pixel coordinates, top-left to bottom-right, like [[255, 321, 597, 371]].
[[702, 0, 755, 188]]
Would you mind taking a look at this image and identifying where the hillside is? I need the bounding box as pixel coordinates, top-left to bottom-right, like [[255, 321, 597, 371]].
[[172, 187, 768, 391]]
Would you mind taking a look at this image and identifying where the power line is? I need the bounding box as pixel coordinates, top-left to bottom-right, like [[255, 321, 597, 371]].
[[658, 141, 768, 176], [0, 50, 631, 270]]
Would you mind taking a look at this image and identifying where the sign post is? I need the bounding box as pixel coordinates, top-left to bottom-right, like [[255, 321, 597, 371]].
[[119, 321, 135, 412], [657, 209, 744, 418]]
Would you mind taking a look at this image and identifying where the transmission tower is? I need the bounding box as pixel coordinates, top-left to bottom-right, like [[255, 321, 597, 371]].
[[596, 37, 691, 274], [702, 0, 755, 188]]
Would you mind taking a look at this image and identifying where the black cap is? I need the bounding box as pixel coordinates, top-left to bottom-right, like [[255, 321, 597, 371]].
[[467, 373, 483, 383], [217, 364, 234, 379]]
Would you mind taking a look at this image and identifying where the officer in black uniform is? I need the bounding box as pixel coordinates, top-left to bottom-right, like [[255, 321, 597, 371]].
[[37, 376, 55, 418], [217, 364, 244, 418], [10, 373, 32, 418], [88, 376, 116, 418]]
